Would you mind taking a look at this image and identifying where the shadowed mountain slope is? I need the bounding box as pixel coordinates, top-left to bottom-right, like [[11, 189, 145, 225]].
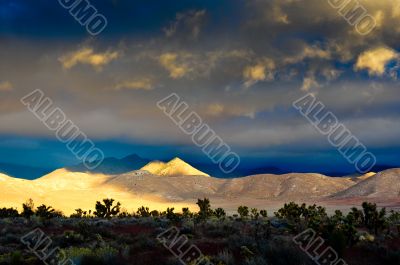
[[332, 169, 400, 198]]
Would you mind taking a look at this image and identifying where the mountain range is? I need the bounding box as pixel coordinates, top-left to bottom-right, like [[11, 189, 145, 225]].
[[1, 153, 399, 179], [0, 156, 399, 215]]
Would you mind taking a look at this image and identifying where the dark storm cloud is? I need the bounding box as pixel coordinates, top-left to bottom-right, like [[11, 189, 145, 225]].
[[0, 0, 400, 156]]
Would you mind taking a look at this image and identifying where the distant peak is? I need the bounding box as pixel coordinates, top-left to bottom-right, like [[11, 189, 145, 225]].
[[122, 154, 145, 160], [141, 157, 209, 177], [168, 157, 186, 164]]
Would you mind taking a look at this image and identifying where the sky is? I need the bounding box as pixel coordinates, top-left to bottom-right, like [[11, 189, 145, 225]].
[[0, 0, 400, 177]]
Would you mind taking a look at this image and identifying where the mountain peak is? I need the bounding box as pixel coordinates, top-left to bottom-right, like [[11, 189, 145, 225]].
[[168, 157, 186, 164], [141, 158, 210, 177]]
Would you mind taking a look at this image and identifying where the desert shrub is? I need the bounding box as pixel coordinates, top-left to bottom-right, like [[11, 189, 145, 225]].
[[64, 246, 118, 265], [227, 233, 255, 250], [264, 240, 313, 265], [0, 234, 20, 245], [243, 256, 267, 265], [241, 245, 255, 259], [0, 251, 27, 265], [203, 224, 228, 238], [131, 233, 156, 250], [327, 229, 347, 256], [216, 250, 234, 265], [70, 208, 91, 218], [384, 250, 400, 265], [164, 257, 183, 265], [61, 231, 85, 245], [0, 208, 19, 218], [116, 234, 136, 245], [76, 220, 94, 238]]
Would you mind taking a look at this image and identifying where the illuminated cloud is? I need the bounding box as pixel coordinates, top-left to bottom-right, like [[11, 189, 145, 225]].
[[114, 78, 155, 91], [159, 53, 190, 79], [243, 59, 275, 88], [205, 103, 224, 116], [0, 81, 13, 91], [59, 47, 119, 71], [283, 45, 331, 65], [205, 103, 255, 119], [301, 75, 320, 92], [355, 47, 398, 76]]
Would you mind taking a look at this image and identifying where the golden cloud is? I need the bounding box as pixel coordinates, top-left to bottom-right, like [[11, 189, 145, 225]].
[[0, 81, 13, 92], [205, 103, 225, 116], [59, 47, 119, 71], [159, 53, 190, 79], [355, 46, 398, 76], [243, 58, 275, 88], [114, 78, 154, 91], [283, 45, 331, 65], [205, 103, 255, 119], [301, 76, 319, 92]]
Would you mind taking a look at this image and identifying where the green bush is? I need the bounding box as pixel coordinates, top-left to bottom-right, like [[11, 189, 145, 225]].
[[64, 246, 118, 265]]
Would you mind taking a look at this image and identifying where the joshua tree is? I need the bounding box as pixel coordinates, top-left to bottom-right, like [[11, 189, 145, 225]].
[[36, 204, 59, 219], [304, 204, 328, 230], [362, 202, 376, 229], [137, 206, 151, 217], [214, 208, 226, 219], [250, 208, 260, 220], [237, 206, 249, 219], [166, 207, 180, 222], [349, 207, 364, 227], [182, 207, 192, 218], [197, 198, 212, 220], [388, 210, 400, 235], [275, 202, 302, 223], [118, 209, 132, 218], [22, 199, 35, 219], [362, 202, 387, 235], [260, 210, 268, 218], [70, 208, 89, 218], [94, 198, 121, 219]]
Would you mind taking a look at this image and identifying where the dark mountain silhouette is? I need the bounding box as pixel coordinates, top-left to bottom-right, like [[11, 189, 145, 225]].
[[67, 154, 150, 175], [0, 162, 53, 180]]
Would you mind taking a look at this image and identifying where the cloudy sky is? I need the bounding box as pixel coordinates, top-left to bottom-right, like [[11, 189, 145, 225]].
[[0, 0, 399, 175]]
